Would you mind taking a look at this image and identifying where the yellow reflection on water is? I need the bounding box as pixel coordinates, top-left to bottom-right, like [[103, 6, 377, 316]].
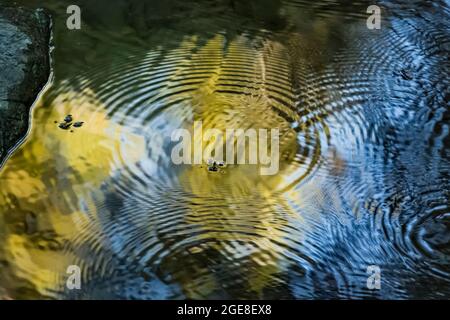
[[0, 89, 146, 297], [0, 33, 325, 299], [152, 35, 307, 298]]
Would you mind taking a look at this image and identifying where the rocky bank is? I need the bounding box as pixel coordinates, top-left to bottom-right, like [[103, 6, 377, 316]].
[[0, 7, 51, 165]]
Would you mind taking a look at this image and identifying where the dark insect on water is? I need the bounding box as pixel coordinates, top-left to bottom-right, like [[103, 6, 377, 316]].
[[399, 68, 413, 80], [57, 115, 84, 131], [58, 122, 72, 130], [208, 164, 219, 172], [207, 160, 225, 172]]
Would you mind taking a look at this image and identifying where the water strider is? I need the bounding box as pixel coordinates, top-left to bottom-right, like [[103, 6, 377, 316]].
[[64, 114, 73, 123], [56, 114, 84, 130], [0, 0, 448, 299], [73, 122, 84, 128]]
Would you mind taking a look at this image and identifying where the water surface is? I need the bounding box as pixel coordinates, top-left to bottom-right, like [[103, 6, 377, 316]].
[[0, 0, 449, 299]]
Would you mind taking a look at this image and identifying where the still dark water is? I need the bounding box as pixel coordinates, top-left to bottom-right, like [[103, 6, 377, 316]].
[[0, 0, 449, 299]]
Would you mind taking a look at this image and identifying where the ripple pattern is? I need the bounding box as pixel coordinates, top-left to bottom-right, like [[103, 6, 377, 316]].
[[0, 0, 448, 299]]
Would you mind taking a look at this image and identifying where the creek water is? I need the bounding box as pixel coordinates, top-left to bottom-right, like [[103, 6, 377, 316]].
[[0, 0, 449, 299]]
